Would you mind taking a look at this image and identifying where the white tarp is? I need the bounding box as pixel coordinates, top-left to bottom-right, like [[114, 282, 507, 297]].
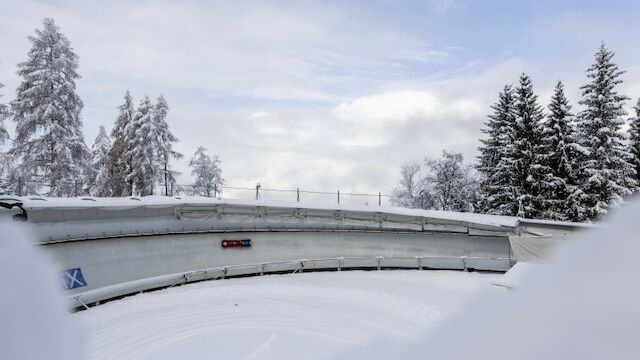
[[508, 235, 569, 263]]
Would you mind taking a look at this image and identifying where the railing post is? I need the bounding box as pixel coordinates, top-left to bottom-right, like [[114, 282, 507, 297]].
[[378, 192, 381, 206], [296, 188, 300, 202], [74, 180, 78, 197], [337, 190, 340, 204], [17, 176, 23, 196]]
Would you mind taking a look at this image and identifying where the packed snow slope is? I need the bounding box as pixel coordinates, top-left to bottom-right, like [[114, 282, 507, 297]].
[[341, 196, 640, 359], [75, 270, 503, 360]]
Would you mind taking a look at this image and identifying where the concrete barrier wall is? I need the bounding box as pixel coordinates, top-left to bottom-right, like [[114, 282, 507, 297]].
[[42, 230, 512, 306]]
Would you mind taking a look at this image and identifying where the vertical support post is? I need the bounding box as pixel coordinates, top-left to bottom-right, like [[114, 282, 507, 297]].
[[297, 188, 300, 202], [74, 180, 78, 197], [378, 192, 381, 206], [214, 183, 218, 198], [164, 164, 168, 196], [17, 176, 22, 196], [337, 190, 340, 204], [170, 182, 174, 196]]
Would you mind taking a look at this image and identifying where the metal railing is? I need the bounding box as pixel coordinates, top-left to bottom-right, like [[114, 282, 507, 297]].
[[3, 177, 401, 207], [70, 255, 513, 310]]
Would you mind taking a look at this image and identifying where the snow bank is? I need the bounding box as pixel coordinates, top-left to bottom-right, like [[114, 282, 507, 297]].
[[0, 220, 85, 359], [340, 197, 640, 359]]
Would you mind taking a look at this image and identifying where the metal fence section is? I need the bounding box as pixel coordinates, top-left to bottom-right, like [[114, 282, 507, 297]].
[[5, 177, 401, 207]]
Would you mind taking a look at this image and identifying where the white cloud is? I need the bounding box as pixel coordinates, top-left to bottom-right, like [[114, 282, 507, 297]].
[[333, 90, 483, 125], [249, 111, 270, 119], [333, 91, 439, 124]]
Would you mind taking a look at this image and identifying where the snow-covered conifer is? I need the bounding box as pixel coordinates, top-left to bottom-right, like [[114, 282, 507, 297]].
[[477, 85, 518, 215], [125, 96, 156, 196], [86, 126, 111, 196], [151, 95, 182, 195], [0, 82, 9, 145], [512, 73, 545, 218], [189, 146, 223, 197], [0, 81, 10, 194], [629, 98, 640, 190], [10, 18, 89, 196], [576, 43, 636, 220], [537, 81, 586, 220], [106, 91, 134, 196]]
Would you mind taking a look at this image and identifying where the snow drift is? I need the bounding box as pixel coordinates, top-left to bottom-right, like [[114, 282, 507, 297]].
[[341, 196, 640, 359]]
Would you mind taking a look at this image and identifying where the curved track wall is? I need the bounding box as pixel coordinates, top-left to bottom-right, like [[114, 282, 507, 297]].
[[44, 230, 512, 306], [1, 197, 591, 307]]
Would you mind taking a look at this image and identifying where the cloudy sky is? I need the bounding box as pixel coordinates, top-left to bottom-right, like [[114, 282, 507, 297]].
[[1, 0, 639, 203]]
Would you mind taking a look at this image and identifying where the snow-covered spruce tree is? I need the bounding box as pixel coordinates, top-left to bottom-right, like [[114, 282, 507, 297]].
[[0, 153, 15, 195], [477, 84, 518, 216], [151, 95, 182, 195], [0, 81, 9, 145], [0, 81, 11, 194], [106, 91, 134, 196], [629, 98, 640, 191], [10, 18, 89, 196], [124, 96, 156, 196], [512, 73, 545, 218], [576, 43, 636, 220], [189, 146, 223, 197], [425, 151, 478, 212], [537, 81, 586, 221], [86, 126, 111, 196], [391, 163, 431, 209]]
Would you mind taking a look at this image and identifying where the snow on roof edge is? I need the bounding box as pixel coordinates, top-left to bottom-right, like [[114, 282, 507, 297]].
[[0, 195, 590, 229]]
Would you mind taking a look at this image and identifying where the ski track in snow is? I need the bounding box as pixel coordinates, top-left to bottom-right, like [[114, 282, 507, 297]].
[[75, 270, 503, 360], [243, 333, 277, 360]]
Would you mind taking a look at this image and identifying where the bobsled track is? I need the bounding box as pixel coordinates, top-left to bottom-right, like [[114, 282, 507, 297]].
[[0, 196, 590, 310]]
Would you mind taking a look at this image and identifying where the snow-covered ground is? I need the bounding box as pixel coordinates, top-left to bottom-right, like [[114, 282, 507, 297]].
[[75, 270, 503, 360]]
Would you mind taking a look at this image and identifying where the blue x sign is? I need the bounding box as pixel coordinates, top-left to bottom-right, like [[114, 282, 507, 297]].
[[61, 268, 87, 290]]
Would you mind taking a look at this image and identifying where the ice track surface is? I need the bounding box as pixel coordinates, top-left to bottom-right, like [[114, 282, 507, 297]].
[[76, 270, 503, 360]]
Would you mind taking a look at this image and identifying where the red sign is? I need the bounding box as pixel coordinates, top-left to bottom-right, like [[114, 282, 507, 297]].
[[222, 239, 251, 248]]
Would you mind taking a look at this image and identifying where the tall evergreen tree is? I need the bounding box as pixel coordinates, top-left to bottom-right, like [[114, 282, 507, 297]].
[[10, 18, 89, 196], [576, 43, 636, 220], [125, 96, 156, 196], [87, 126, 111, 196], [477, 85, 518, 215], [512, 73, 545, 218], [106, 91, 134, 196], [629, 98, 640, 191], [0, 81, 9, 145], [189, 146, 223, 197], [537, 81, 586, 220], [151, 95, 182, 195], [0, 82, 12, 195]]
